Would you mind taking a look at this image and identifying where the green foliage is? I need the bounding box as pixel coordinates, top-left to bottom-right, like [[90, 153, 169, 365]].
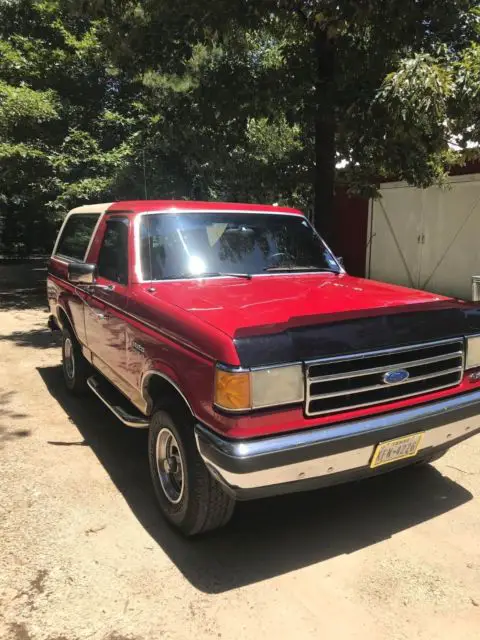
[[0, 82, 59, 130], [0, 0, 134, 253], [1, 0, 479, 253]]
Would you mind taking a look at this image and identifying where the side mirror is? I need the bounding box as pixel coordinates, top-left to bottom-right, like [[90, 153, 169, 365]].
[[337, 256, 345, 269], [68, 262, 96, 285]]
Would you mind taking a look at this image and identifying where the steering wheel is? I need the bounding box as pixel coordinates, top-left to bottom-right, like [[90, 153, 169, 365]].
[[267, 252, 295, 266]]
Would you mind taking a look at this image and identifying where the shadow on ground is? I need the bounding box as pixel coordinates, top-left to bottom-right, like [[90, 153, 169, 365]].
[[0, 260, 48, 311], [0, 326, 60, 349], [0, 390, 30, 445], [0, 288, 47, 311], [38, 364, 473, 594]]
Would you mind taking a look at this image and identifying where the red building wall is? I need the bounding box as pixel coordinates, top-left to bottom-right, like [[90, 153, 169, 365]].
[[331, 189, 369, 277]]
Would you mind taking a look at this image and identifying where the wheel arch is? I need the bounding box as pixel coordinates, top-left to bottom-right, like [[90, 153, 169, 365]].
[[56, 304, 86, 344], [56, 305, 73, 333], [142, 370, 194, 418]]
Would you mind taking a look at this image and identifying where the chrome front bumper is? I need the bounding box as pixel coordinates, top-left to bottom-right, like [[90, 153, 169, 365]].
[[195, 390, 480, 499]]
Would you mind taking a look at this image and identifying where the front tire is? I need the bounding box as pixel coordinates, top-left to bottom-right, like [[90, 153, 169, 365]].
[[61, 325, 89, 395], [148, 405, 235, 536]]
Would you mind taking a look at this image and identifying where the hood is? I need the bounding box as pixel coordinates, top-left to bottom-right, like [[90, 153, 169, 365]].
[[151, 273, 450, 338]]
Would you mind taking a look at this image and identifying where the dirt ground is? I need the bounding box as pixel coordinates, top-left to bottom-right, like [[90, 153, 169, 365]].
[[0, 263, 479, 640]]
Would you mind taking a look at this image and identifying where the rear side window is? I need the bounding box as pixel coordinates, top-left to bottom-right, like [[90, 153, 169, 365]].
[[55, 214, 99, 261], [97, 218, 129, 285]]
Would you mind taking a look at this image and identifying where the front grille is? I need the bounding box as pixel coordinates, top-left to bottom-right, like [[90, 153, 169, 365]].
[[305, 338, 464, 417]]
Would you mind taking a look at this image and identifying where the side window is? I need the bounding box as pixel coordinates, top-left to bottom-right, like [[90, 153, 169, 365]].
[[55, 214, 99, 261], [97, 218, 129, 285]]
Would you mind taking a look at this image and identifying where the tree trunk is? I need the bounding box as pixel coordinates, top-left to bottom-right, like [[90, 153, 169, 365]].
[[313, 27, 336, 240]]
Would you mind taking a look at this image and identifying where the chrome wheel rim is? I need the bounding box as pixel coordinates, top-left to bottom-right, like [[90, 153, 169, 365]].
[[155, 428, 185, 504], [64, 337, 75, 381]]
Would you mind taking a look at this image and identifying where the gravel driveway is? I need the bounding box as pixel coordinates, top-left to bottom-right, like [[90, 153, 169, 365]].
[[1, 264, 479, 640]]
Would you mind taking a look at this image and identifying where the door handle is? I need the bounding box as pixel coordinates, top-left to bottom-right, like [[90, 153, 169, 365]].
[[86, 283, 115, 293]]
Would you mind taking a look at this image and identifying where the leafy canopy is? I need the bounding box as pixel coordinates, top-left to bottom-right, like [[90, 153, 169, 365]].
[[0, 0, 479, 252]]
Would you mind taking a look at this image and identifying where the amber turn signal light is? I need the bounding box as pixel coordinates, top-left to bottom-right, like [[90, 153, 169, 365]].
[[214, 368, 251, 411]]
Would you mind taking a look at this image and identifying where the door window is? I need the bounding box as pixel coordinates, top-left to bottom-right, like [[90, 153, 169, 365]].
[[55, 214, 99, 261], [97, 218, 129, 285]]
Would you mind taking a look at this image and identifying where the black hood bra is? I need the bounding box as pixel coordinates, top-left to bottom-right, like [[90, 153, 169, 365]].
[[233, 302, 480, 368]]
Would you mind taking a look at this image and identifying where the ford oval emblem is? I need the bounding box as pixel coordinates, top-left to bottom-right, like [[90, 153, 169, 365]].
[[383, 369, 410, 385]]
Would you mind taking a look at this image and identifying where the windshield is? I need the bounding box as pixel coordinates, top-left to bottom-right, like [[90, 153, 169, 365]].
[[138, 212, 340, 281]]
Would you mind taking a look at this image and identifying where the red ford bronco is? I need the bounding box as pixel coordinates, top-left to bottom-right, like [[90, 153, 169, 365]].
[[47, 200, 480, 535]]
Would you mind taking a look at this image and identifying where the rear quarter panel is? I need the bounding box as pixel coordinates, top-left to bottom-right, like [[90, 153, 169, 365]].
[[48, 257, 88, 344], [47, 208, 106, 345]]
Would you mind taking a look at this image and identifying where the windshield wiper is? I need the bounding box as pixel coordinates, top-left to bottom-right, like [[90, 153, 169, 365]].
[[263, 266, 339, 273], [163, 271, 253, 280], [201, 271, 253, 280]]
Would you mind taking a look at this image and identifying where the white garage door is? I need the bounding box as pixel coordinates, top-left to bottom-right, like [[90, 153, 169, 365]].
[[367, 174, 480, 300]]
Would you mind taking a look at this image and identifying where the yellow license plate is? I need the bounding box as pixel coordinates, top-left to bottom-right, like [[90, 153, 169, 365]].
[[370, 432, 424, 468]]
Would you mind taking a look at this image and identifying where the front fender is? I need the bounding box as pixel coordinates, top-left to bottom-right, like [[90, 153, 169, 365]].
[[139, 351, 217, 429]]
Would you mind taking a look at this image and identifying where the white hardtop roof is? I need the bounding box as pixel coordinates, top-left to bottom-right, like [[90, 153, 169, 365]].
[[69, 202, 113, 214]]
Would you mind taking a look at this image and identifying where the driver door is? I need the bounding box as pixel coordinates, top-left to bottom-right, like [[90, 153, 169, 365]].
[[85, 216, 132, 396]]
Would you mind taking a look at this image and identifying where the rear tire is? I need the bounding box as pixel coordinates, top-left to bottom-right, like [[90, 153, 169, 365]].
[[148, 404, 235, 536], [61, 325, 89, 395]]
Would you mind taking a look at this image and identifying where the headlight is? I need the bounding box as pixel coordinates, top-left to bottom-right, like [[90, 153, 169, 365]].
[[251, 365, 304, 408], [214, 364, 304, 411], [466, 335, 480, 369]]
